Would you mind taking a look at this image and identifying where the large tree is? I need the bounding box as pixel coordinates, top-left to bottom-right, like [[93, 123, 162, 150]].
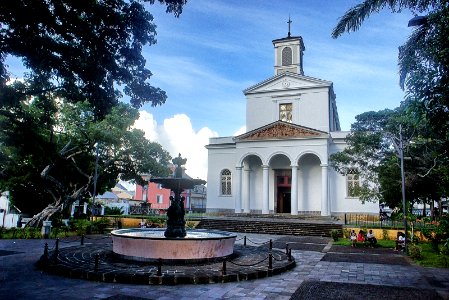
[[0, 0, 187, 116], [331, 0, 449, 207], [0, 0, 186, 225], [1, 98, 172, 226], [330, 102, 445, 209]]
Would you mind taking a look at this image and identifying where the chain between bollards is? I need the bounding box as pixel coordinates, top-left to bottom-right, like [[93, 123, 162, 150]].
[[157, 258, 162, 276]]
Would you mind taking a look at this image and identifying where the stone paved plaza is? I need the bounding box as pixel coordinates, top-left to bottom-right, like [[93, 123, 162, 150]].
[[1, 233, 449, 299]]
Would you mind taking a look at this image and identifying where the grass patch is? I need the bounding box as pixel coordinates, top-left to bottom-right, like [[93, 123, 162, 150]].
[[333, 238, 395, 248], [334, 238, 449, 268], [410, 243, 449, 268]]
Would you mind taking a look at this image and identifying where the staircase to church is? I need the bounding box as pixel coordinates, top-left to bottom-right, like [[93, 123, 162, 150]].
[[194, 215, 342, 237]]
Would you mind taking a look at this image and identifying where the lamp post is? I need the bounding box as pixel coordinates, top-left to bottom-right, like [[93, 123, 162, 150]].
[[399, 125, 408, 253], [92, 142, 99, 220]]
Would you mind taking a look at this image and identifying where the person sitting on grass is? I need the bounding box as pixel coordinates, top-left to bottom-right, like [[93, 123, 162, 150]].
[[350, 229, 357, 247], [366, 229, 377, 247], [395, 232, 405, 251], [357, 230, 365, 244]]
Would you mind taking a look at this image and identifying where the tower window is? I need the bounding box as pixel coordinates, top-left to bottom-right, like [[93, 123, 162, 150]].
[[282, 47, 292, 66], [279, 103, 292, 122], [220, 169, 232, 195]]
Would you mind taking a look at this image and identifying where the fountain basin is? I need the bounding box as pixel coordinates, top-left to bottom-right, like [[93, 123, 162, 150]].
[[111, 228, 237, 261]]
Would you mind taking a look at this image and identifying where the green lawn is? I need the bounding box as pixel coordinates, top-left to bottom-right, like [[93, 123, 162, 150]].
[[333, 237, 449, 268], [333, 238, 395, 248]]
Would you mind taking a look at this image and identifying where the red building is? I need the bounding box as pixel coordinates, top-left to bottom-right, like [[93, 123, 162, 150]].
[[134, 174, 191, 214]]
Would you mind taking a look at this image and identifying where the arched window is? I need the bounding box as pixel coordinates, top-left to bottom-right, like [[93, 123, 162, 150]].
[[346, 169, 360, 197], [220, 169, 232, 195], [282, 47, 292, 66]]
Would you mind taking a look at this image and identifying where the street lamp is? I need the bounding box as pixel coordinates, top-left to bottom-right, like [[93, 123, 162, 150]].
[[92, 142, 99, 219], [399, 125, 408, 253]]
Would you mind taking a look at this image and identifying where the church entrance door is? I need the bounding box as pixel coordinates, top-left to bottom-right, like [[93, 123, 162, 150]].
[[276, 175, 291, 213]]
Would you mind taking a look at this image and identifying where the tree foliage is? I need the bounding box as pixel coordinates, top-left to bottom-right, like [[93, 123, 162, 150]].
[[0, 0, 186, 226], [331, 1, 449, 208], [1, 97, 172, 225], [330, 102, 447, 209], [0, 0, 186, 116]]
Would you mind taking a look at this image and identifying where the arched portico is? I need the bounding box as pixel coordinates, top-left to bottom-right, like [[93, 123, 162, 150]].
[[234, 150, 329, 216]]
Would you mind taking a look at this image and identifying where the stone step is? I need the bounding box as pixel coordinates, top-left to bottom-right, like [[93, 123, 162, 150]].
[[196, 218, 342, 237]]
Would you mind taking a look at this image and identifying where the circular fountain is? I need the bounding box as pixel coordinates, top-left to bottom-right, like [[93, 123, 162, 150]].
[[111, 154, 237, 261]]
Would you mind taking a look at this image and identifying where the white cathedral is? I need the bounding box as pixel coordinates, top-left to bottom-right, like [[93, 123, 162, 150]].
[[205, 31, 379, 217]]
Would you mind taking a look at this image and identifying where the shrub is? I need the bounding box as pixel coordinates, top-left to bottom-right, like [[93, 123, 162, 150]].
[[408, 244, 423, 260], [104, 207, 124, 215], [27, 227, 40, 239], [342, 228, 351, 239], [330, 229, 340, 241], [70, 219, 92, 235], [382, 229, 389, 240], [92, 218, 110, 233]]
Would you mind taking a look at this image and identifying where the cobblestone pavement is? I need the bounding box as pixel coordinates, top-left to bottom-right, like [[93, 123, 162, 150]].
[[1, 233, 448, 299]]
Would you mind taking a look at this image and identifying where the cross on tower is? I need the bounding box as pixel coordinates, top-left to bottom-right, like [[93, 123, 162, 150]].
[[287, 16, 292, 37]]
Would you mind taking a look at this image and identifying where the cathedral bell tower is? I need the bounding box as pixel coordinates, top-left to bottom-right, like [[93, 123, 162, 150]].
[[272, 17, 305, 75]]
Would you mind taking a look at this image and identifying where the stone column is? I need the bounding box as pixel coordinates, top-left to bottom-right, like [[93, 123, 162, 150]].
[[291, 165, 298, 215], [321, 164, 329, 216], [234, 166, 243, 213], [262, 165, 270, 214], [244, 168, 251, 213]]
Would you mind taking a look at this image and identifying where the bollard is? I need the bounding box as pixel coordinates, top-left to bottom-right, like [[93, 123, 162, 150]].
[[222, 261, 227, 275], [244, 236, 247, 246], [157, 258, 162, 276], [43, 242, 49, 263], [53, 238, 60, 262], [269, 239, 272, 250], [94, 253, 99, 272], [81, 234, 84, 246], [39, 242, 49, 266], [285, 243, 289, 254], [44, 242, 49, 258], [268, 253, 273, 270], [288, 248, 292, 262]]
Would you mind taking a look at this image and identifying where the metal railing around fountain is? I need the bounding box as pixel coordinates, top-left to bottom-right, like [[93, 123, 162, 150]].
[[38, 234, 294, 280]]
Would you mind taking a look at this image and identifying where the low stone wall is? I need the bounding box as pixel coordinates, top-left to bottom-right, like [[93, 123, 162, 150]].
[[345, 227, 428, 241]]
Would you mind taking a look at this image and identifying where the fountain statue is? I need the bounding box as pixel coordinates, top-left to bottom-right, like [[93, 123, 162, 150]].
[[110, 154, 236, 261], [151, 154, 206, 238]]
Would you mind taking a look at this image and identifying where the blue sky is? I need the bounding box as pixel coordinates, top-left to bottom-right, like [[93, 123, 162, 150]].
[[6, 0, 415, 182], [143, 0, 413, 135]]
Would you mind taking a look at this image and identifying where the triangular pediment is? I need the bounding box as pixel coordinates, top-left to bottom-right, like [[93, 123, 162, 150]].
[[234, 121, 327, 141], [244, 72, 332, 95]]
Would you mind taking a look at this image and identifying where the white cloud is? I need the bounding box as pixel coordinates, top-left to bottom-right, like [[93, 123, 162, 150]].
[[134, 111, 218, 181], [133, 110, 158, 141], [233, 126, 246, 136]]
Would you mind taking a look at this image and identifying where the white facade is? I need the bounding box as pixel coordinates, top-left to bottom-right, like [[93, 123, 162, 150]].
[[206, 33, 378, 216], [0, 191, 21, 228]]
